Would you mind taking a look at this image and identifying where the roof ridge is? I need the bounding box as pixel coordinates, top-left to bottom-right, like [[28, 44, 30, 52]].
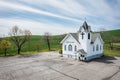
[[70, 33, 80, 44]]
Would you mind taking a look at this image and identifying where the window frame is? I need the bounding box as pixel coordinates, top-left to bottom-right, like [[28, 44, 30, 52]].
[[100, 45, 101, 51], [93, 45, 95, 52], [68, 44, 72, 51], [64, 45, 66, 51], [74, 45, 77, 51], [96, 44, 99, 51], [88, 33, 90, 39]]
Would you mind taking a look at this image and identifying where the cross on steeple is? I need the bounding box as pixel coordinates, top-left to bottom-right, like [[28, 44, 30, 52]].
[[81, 32, 84, 39]]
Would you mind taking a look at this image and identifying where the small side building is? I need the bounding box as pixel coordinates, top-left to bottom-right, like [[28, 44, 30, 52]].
[[60, 21, 104, 61]]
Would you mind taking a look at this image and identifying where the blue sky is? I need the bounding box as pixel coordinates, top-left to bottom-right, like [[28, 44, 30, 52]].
[[0, 0, 120, 36]]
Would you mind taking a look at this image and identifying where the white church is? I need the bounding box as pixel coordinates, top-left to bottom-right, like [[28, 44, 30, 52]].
[[60, 21, 104, 61]]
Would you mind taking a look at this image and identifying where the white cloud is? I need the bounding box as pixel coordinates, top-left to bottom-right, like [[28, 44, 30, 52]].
[[0, 0, 119, 37], [16, 0, 119, 24], [18, 0, 90, 18], [0, 0, 81, 22], [0, 18, 78, 35]]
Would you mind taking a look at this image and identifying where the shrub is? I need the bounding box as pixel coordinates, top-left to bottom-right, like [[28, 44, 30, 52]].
[[35, 44, 40, 52], [59, 49, 62, 54]]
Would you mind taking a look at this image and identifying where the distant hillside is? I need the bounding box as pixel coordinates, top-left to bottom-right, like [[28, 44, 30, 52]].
[[0, 34, 66, 54], [101, 29, 120, 43], [0, 29, 120, 56], [15, 29, 120, 53]]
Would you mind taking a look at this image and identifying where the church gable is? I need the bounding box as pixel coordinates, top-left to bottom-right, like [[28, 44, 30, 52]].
[[60, 33, 80, 44], [70, 33, 79, 43], [91, 33, 104, 44], [94, 37, 101, 44]]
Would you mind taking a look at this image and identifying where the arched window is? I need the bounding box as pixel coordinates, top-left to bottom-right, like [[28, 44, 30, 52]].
[[74, 45, 77, 51], [100, 45, 101, 51], [88, 33, 90, 39], [93, 45, 95, 52], [64, 45, 66, 51], [96, 44, 99, 51], [68, 44, 72, 51]]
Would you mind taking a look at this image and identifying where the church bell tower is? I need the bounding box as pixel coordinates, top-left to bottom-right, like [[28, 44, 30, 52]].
[[78, 21, 91, 53]]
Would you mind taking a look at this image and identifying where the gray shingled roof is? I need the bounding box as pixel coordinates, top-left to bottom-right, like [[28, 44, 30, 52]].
[[77, 49, 87, 54], [70, 33, 79, 43], [79, 21, 91, 32], [67, 21, 101, 44], [91, 32, 101, 43], [69, 32, 100, 44]]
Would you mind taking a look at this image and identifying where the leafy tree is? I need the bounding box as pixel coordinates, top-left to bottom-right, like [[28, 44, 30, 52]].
[[9, 26, 31, 54], [0, 39, 11, 56]]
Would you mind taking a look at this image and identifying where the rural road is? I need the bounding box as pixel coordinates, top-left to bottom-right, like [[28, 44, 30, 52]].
[[0, 51, 120, 80]]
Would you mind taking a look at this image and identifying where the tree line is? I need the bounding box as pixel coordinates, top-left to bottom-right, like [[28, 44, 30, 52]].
[[0, 26, 51, 56]]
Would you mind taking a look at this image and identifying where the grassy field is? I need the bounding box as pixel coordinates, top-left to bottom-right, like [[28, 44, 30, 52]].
[[0, 34, 66, 56], [102, 29, 120, 57], [101, 29, 120, 43], [0, 29, 120, 57], [104, 49, 120, 57], [104, 43, 120, 57]]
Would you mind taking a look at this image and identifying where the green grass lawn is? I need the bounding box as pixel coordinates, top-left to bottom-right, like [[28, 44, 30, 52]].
[[0, 34, 65, 57], [104, 49, 120, 57], [101, 29, 120, 43], [0, 29, 120, 57], [104, 43, 120, 57]]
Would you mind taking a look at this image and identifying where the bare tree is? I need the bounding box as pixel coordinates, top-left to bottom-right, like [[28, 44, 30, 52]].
[[109, 36, 118, 50], [9, 26, 31, 54], [43, 32, 51, 51]]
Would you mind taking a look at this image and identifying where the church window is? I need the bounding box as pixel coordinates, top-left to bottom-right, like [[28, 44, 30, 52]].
[[74, 45, 77, 51], [100, 45, 101, 51], [68, 44, 72, 51], [88, 33, 90, 39], [93, 45, 95, 52], [64, 45, 66, 51], [96, 44, 99, 51]]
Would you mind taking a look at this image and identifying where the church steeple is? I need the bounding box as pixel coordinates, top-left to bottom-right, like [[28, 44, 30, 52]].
[[78, 21, 92, 41], [78, 21, 92, 53], [78, 21, 91, 32]]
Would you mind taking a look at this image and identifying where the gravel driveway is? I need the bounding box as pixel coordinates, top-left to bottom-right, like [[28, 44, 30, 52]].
[[0, 51, 120, 80]]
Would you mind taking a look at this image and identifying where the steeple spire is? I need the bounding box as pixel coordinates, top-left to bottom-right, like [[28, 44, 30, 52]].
[[78, 21, 91, 32]]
